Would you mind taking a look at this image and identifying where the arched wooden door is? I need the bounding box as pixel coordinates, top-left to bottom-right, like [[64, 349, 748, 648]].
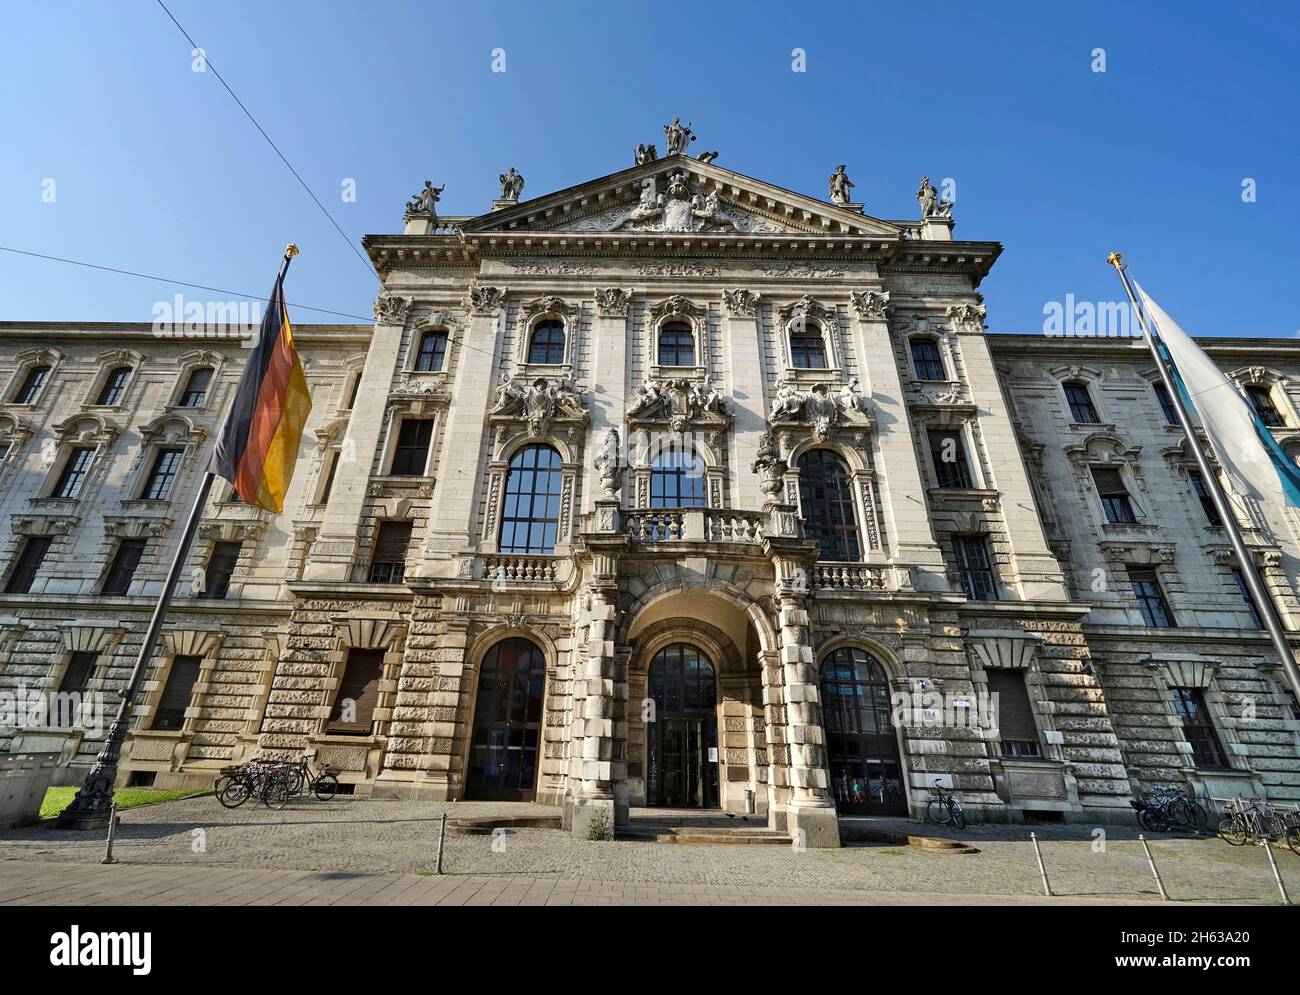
[[466, 637, 545, 801], [819, 647, 907, 816], [646, 643, 719, 808]]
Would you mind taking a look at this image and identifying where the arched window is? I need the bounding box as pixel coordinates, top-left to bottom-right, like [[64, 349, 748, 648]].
[[95, 367, 132, 406], [499, 444, 562, 554], [789, 320, 828, 369], [797, 449, 861, 561], [650, 444, 705, 507], [527, 319, 566, 365], [466, 637, 546, 800], [1063, 380, 1100, 424], [647, 643, 718, 807], [179, 367, 213, 408], [657, 321, 695, 367], [819, 646, 905, 815]]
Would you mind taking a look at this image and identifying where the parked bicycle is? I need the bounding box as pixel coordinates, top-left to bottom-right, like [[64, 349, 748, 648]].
[[1216, 797, 1300, 853], [1129, 785, 1209, 834], [214, 758, 286, 809], [260, 756, 341, 810], [925, 784, 965, 829]]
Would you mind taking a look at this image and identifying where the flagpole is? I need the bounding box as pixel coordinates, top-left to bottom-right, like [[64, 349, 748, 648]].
[[57, 244, 299, 830], [1107, 251, 1300, 705]]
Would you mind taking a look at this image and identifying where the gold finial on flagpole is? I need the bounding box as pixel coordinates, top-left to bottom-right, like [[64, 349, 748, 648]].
[[1106, 251, 1123, 270], [285, 243, 300, 259]]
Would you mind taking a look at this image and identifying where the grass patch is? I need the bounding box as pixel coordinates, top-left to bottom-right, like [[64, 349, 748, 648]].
[[39, 786, 206, 819]]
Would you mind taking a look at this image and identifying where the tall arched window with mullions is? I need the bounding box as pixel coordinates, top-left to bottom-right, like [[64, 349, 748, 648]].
[[797, 449, 861, 561], [499, 444, 563, 554], [650, 444, 706, 508]]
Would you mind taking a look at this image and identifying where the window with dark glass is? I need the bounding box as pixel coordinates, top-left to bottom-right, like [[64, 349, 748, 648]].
[[390, 419, 433, 475], [151, 655, 201, 731], [657, 322, 695, 367], [0, 442, 9, 466], [15, 365, 50, 404], [5, 536, 51, 593], [954, 536, 997, 600], [797, 449, 861, 561], [200, 541, 241, 599], [327, 648, 385, 735], [1092, 467, 1137, 524], [58, 651, 97, 695], [789, 322, 828, 369], [818, 647, 906, 815], [467, 638, 546, 799], [1188, 471, 1223, 526], [1129, 567, 1175, 627], [95, 366, 132, 406], [650, 444, 706, 508], [499, 445, 562, 554], [318, 451, 339, 503], [910, 339, 945, 380], [53, 447, 95, 499], [1063, 381, 1100, 424], [929, 429, 973, 488], [527, 320, 566, 365], [344, 372, 362, 409], [102, 538, 146, 595], [368, 521, 412, 583], [987, 669, 1041, 758], [414, 330, 449, 372], [179, 367, 213, 407], [1245, 385, 1283, 427], [1170, 687, 1227, 769], [142, 447, 184, 501], [1153, 382, 1178, 425], [1231, 568, 1265, 629]]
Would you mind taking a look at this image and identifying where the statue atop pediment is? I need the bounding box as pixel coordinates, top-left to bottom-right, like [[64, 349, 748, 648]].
[[829, 165, 854, 205], [405, 180, 444, 218], [917, 175, 954, 219], [663, 117, 696, 156], [634, 143, 659, 165], [499, 167, 524, 202]]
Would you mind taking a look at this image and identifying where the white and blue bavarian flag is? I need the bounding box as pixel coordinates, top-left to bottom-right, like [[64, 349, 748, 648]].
[[1135, 280, 1300, 509]]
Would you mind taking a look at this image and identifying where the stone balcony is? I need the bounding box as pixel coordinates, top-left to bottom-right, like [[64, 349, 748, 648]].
[[624, 508, 766, 545]]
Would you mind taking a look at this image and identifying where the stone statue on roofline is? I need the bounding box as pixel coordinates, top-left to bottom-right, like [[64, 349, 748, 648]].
[[406, 180, 444, 217], [499, 167, 524, 201], [663, 117, 696, 156], [829, 164, 854, 205]]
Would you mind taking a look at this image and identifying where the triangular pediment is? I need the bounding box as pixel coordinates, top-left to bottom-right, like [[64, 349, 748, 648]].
[[459, 156, 904, 239]]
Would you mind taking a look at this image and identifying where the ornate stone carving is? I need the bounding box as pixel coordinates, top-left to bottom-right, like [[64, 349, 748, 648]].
[[752, 430, 786, 500], [498, 167, 524, 202], [722, 289, 760, 317], [593, 428, 622, 497], [626, 376, 728, 432], [916, 176, 953, 218], [850, 290, 892, 321], [465, 286, 507, 315], [633, 143, 658, 165], [649, 295, 704, 324], [759, 262, 845, 279], [946, 302, 986, 332], [637, 261, 721, 277], [404, 180, 444, 219], [372, 293, 413, 324], [777, 295, 837, 326], [518, 295, 570, 323], [663, 117, 697, 155], [829, 165, 854, 205], [770, 378, 872, 442], [593, 288, 630, 316], [490, 375, 587, 436]]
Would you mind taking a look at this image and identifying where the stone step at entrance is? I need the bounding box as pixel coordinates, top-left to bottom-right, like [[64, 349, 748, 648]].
[[621, 806, 791, 845]]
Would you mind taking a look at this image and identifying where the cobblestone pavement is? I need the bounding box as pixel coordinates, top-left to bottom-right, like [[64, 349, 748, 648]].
[[1, 797, 1295, 904]]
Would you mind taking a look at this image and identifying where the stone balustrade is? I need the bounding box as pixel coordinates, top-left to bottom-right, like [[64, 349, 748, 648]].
[[482, 554, 560, 584], [624, 508, 767, 545]]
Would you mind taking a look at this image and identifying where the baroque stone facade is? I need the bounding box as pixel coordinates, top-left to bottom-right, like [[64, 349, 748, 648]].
[[3, 151, 1299, 842]]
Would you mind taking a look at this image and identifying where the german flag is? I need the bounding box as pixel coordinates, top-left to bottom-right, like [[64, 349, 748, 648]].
[[210, 268, 311, 512]]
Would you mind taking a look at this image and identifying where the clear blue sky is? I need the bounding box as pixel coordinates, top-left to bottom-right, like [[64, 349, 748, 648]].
[[2, 0, 1297, 336]]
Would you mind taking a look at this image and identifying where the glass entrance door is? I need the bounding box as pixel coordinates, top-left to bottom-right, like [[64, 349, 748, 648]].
[[646, 644, 718, 808], [819, 647, 907, 816], [466, 637, 545, 801]]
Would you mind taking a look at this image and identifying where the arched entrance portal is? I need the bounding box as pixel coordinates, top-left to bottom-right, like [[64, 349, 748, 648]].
[[466, 637, 545, 801], [646, 643, 719, 808], [820, 647, 907, 816]]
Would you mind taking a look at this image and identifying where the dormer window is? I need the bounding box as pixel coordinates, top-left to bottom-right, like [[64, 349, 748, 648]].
[[179, 367, 213, 408], [96, 367, 132, 406], [657, 322, 695, 367], [527, 319, 566, 365], [789, 321, 828, 370], [1245, 385, 1283, 427]]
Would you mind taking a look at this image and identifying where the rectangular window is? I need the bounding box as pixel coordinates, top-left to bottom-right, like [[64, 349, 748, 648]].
[[1246, 385, 1283, 428], [1231, 568, 1265, 629], [1188, 471, 1223, 526], [200, 541, 241, 599], [102, 538, 146, 595], [910, 339, 945, 380], [1128, 567, 1175, 627], [928, 429, 973, 488], [53, 447, 96, 499], [58, 651, 97, 695], [1153, 382, 1178, 425], [326, 648, 385, 735], [96, 367, 131, 406], [5, 536, 52, 593], [954, 536, 998, 601], [657, 325, 696, 367], [1064, 382, 1100, 424], [987, 669, 1041, 758], [318, 451, 339, 503], [1170, 687, 1227, 769], [179, 368, 213, 407], [414, 331, 448, 372], [369, 521, 412, 583], [390, 419, 433, 476], [15, 366, 50, 404], [152, 655, 202, 731], [1091, 467, 1137, 524], [790, 332, 827, 370], [344, 372, 362, 410], [0, 442, 10, 465], [142, 448, 184, 501]]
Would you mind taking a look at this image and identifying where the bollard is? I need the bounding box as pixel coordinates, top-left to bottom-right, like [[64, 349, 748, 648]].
[[1261, 838, 1292, 906], [1030, 832, 1053, 897], [436, 811, 447, 875], [100, 801, 117, 865], [1138, 834, 1169, 901]]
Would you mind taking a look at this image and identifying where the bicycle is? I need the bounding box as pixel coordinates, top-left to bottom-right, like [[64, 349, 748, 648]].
[[261, 756, 341, 809], [925, 785, 965, 829], [1129, 785, 1208, 834], [214, 758, 288, 809], [1216, 797, 1294, 851]]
